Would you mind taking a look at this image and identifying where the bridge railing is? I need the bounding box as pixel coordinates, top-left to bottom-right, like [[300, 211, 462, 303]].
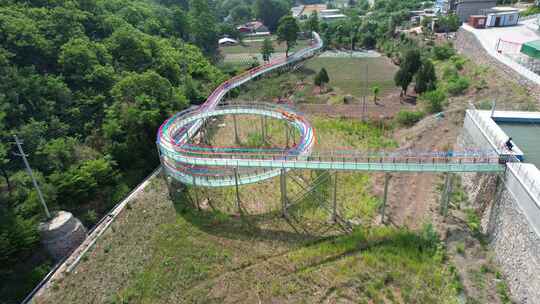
[[169, 145, 499, 162], [162, 149, 502, 169]]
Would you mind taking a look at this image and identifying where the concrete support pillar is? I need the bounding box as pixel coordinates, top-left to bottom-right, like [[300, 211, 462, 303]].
[[164, 175, 174, 199], [381, 173, 391, 224], [39, 211, 87, 261]]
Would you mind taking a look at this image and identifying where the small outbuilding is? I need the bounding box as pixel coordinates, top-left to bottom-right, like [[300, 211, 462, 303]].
[[455, 0, 497, 23], [468, 15, 487, 28], [520, 40, 540, 59], [519, 40, 540, 73], [218, 37, 238, 46], [483, 7, 519, 27], [237, 21, 269, 34]]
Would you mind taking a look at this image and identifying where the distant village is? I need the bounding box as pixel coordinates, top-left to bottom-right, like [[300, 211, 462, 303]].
[[219, 0, 527, 47]]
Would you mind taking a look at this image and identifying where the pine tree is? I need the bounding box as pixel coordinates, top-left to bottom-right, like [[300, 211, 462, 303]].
[[314, 68, 329, 91]]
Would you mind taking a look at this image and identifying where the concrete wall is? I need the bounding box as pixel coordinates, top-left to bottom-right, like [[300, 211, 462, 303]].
[[486, 164, 540, 303], [459, 110, 540, 303]]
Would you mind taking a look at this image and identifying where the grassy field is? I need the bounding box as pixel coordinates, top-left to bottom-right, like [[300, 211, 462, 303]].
[[229, 56, 399, 104], [37, 177, 460, 304], [302, 57, 398, 98], [36, 116, 462, 304], [221, 38, 310, 55]]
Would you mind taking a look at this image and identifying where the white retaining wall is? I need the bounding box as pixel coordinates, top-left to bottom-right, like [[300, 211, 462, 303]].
[[504, 163, 540, 234], [460, 110, 540, 303]]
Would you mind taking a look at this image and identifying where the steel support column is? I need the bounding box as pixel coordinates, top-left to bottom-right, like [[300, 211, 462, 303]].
[[285, 123, 289, 148], [192, 175, 201, 210], [260, 116, 266, 143], [381, 173, 390, 224], [280, 169, 288, 217], [234, 167, 242, 214], [441, 173, 452, 217], [332, 172, 338, 222], [233, 114, 240, 144]]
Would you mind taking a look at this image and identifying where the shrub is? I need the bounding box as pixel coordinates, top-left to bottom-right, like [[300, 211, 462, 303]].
[[465, 208, 481, 236], [520, 6, 540, 17], [432, 43, 455, 60], [28, 262, 52, 286], [477, 100, 492, 110], [456, 242, 465, 255], [446, 77, 470, 95], [441, 64, 458, 80], [420, 223, 440, 249], [420, 89, 446, 113], [497, 281, 512, 304], [396, 110, 424, 126], [474, 78, 488, 91], [450, 55, 467, 70], [82, 210, 98, 226]]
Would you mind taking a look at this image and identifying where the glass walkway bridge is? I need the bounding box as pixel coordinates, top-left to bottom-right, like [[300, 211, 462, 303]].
[[156, 32, 505, 189]]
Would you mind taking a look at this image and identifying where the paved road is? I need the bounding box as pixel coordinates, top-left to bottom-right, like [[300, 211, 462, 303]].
[[462, 20, 540, 85]]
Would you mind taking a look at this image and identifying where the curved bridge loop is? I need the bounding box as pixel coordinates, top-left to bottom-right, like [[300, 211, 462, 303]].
[[160, 103, 315, 187], [157, 32, 324, 187], [157, 32, 504, 188]]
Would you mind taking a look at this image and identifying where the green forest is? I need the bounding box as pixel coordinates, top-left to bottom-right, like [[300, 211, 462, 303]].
[[0, 0, 231, 301], [0, 0, 438, 302]]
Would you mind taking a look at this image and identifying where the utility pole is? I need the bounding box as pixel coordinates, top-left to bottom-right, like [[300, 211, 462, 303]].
[[13, 135, 52, 219]]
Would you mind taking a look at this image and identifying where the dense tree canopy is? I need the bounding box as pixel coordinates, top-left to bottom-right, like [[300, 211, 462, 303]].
[[254, 0, 290, 32], [0, 0, 224, 301]]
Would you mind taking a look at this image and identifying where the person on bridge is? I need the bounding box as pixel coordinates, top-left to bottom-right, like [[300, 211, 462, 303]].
[[505, 137, 514, 151]]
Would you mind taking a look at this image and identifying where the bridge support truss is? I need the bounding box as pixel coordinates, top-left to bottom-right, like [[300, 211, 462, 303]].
[[279, 169, 352, 233]]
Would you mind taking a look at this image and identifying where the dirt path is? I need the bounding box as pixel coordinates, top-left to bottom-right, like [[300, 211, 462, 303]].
[[297, 92, 416, 119], [371, 110, 463, 228]]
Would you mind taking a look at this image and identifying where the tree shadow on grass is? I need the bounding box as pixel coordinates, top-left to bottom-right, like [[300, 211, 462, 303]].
[[401, 94, 417, 105], [296, 66, 317, 77]]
